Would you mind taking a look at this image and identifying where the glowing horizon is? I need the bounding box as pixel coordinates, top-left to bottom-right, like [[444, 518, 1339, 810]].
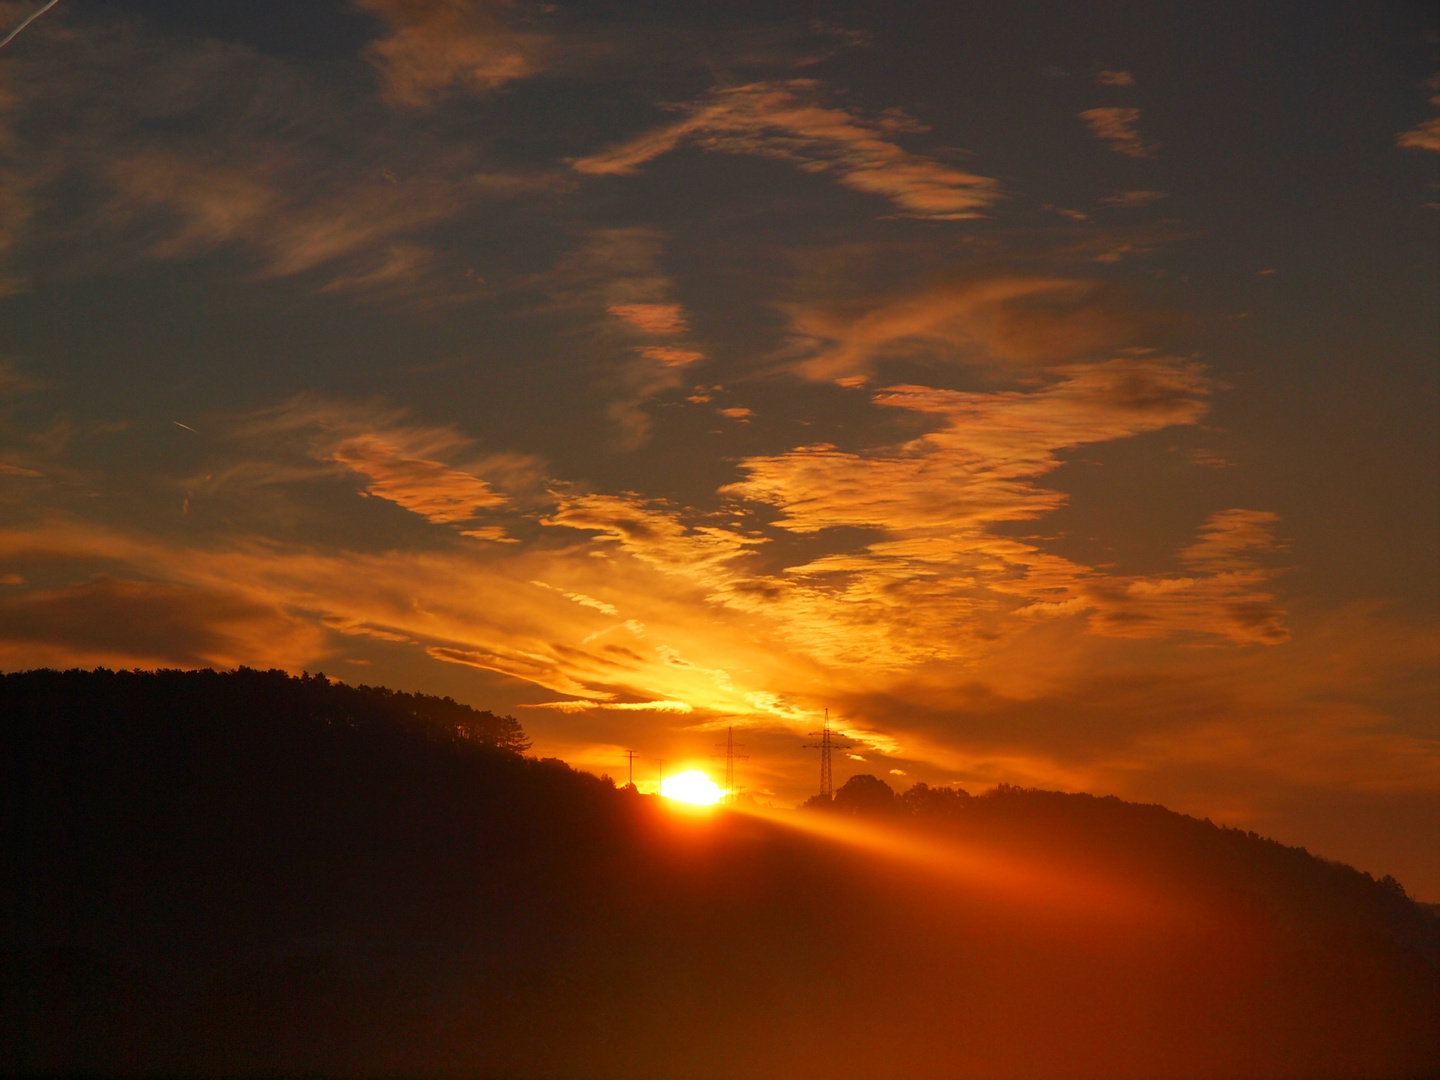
[[0, 0, 1433, 898]]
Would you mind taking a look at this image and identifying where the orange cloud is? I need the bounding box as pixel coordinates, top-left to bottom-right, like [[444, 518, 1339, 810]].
[[573, 80, 1000, 220], [1096, 70, 1136, 87], [330, 434, 506, 524], [1079, 107, 1152, 158], [551, 230, 710, 446], [1396, 118, 1440, 152], [608, 303, 687, 334], [531, 579, 620, 616], [708, 360, 1286, 660], [0, 345, 1274, 709], [640, 346, 706, 367], [355, 0, 543, 108], [460, 525, 518, 542], [731, 359, 1209, 533], [784, 276, 1169, 381], [541, 492, 760, 583], [209, 396, 544, 520], [1179, 509, 1284, 572], [522, 699, 694, 714]]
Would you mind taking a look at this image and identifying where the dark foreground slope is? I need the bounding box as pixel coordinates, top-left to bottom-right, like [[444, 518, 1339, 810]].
[[2, 669, 1437, 1080]]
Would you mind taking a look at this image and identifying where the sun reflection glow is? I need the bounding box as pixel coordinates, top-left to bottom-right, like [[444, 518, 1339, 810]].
[[660, 770, 726, 805]]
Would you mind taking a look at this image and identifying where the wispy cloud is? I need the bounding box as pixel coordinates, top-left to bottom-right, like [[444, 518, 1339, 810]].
[[1079, 107, 1153, 158], [730, 360, 1211, 534], [573, 80, 1000, 220], [640, 345, 706, 367], [541, 492, 759, 584], [782, 275, 1169, 382], [329, 434, 506, 524], [608, 303, 688, 334], [1397, 118, 1440, 152], [522, 699, 694, 713], [710, 359, 1283, 660], [206, 396, 543, 534], [355, 0, 546, 108], [1102, 190, 1167, 207], [1095, 70, 1135, 87], [104, 151, 466, 292], [1178, 509, 1283, 571], [0, 17, 562, 301], [427, 643, 596, 696], [1186, 448, 1235, 469], [550, 228, 709, 446], [1396, 75, 1440, 152], [531, 579, 620, 616]]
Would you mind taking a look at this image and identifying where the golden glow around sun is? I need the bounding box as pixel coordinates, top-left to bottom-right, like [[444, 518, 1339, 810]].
[[660, 770, 726, 805]]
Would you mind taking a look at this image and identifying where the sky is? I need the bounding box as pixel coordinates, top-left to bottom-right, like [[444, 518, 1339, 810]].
[[0, 0, 1436, 895]]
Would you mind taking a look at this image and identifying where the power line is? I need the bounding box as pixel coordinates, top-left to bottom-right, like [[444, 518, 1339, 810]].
[[623, 749, 638, 787], [802, 709, 852, 799], [714, 725, 748, 802]]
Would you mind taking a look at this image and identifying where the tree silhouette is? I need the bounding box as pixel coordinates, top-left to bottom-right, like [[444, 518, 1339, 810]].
[[831, 774, 900, 815], [2, 667, 1436, 1078], [899, 781, 973, 818]]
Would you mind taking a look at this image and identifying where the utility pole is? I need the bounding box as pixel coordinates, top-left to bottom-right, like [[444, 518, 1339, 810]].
[[623, 749, 638, 787], [803, 709, 852, 799], [714, 725, 748, 802]]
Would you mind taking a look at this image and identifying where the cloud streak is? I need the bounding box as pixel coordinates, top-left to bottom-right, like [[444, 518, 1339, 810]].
[[550, 229, 709, 447], [783, 276, 1169, 382], [0, 0, 61, 52], [329, 434, 506, 524], [1080, 107, 1152, 158], [1095, 70, 1135, 87], [0, 18, 563, 302], [1397, 118, 1440, 152], [574, 80, 1000, 219], [104, 150, 467, 292], [200, 396, 541, 536]]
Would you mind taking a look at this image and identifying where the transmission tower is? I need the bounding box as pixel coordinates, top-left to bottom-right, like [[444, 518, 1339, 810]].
[[714, 725, 748, 802], [623, 749, 638, 787], [803, 709, 852, 799]]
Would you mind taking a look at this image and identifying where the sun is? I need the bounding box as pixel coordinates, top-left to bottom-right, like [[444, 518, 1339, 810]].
[[660, 769, 726, 805]]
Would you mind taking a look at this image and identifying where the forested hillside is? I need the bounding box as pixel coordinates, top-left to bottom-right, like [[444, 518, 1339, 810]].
[[2, 668, 1436, 1079]]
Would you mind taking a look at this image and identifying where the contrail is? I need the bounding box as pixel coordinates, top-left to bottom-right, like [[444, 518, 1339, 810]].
[[172, 421, 197, 433], [0, 0, 62, 52]]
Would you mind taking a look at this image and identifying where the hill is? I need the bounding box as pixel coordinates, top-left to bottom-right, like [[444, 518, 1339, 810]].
[[2, 667, 1437, 1079]]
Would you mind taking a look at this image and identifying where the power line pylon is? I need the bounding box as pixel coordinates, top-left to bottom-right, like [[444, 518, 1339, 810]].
[[623, 749, 638, 787], [714, 725, 748, 802], [803, 709, 852, 799]]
